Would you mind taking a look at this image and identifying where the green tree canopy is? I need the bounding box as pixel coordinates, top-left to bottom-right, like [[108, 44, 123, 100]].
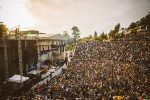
[[89, 35, 92, 39], [94, 31, 98, 38], [114, 23, 120, 33], [71, 26, 80, 43], [100, 32, 107, 40], [63, 31, 69, 37], [128, 22, 137, 30], [0, 22, 8, 38], [108, 23, 121, 40]]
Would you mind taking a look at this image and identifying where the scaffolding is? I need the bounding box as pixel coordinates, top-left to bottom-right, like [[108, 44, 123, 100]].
[[3, 32, 9, 80]]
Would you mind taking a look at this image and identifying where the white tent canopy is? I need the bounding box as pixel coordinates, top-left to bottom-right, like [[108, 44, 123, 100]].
[[8, 75, 29, 83], [28, 70, 41, 75]]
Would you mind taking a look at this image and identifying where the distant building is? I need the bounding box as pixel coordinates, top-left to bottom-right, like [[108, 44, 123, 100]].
[[21, 30, 40, 35]]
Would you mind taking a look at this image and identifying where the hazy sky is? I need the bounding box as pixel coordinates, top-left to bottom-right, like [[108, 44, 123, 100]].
[[0, 0, 150, 37]]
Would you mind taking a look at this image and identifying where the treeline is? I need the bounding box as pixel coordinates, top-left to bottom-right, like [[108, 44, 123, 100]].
[[79, 12, 150, 43], [65, 23, 125, 50], [79, 23, 125, 43], [65, 12, 150, 50], [128, 12, 150, 31]]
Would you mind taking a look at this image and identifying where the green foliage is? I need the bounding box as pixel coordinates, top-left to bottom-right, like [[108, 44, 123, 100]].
[[94, 31, 98, 38], [65, 26, 81, 51], [108, 23, 122, 40], [79, 35, 93, 42], [108, 30, 115, 40], [79, 31, 107, 42], [130, 27, 139, 34], [65, 42, 76, 51], [94, 36, 103, 41], [127, 12, 150, 31], [115, 32, 125, 39], [63, 31, 69, 37], [128, 22, 137, 30], [71, 26, 80, 43], [100, 32, 107, 40], [120, 32, 125, 38], [114, 23, 120, 33], [66, 13, 150, 49], [0, 22, 8, 38], [89, 35, 92, 39]]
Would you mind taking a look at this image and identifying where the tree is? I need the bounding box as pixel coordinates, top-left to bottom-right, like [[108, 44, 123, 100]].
[[128, 22, 136, 30], [94, 31, 98, 38], [108, 30, 115, 40], [89, 35, 92, 39], [115, 32, 125, 39], [63, 31, 69, 37], [100, 32, 107, 40], [108, 23, 121, 40], [0, 22, 8, 39], [119, 32, 125, 38], [114, 23, 120, 33], [145, 12, 150, 31], [140, 17, 146, 28], [63, 31, 73, 45], [71, 26, 80, 43]]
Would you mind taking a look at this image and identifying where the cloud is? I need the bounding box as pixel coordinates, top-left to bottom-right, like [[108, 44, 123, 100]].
[[26, 0, 150, 37]]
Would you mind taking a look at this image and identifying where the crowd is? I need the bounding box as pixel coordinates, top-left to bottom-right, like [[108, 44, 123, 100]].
[[30, 39, 150, 99], [5, 32, 150, 100], [118, 31, 150, 41]]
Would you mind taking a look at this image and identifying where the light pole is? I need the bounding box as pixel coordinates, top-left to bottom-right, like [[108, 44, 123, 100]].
[[59, 41, 61, 67], [36, 31, 40, 71], [16, 26, 23, 87]]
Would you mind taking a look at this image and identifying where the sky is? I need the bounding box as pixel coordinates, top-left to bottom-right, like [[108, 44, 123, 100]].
[[0, 0, 150, 37]]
